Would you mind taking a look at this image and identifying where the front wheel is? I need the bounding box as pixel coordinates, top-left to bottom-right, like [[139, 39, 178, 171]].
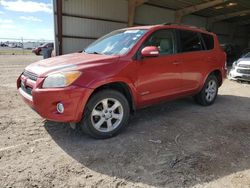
[[80, 90, 130, 139], [194, 74, 218, 106]]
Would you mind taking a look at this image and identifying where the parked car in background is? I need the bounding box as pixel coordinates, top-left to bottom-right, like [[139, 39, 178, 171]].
[[17, 24, 227, 138], [229, 52, 250, 81], [220, 43, 241, 66], [32, 43, 54, 55], [23, 42, 41, 50], [8, 43, 17, 48], [0, 42, 8, 47]]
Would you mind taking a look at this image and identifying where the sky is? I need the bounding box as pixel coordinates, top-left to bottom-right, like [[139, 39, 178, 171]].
[[0, 0, 54, 41]]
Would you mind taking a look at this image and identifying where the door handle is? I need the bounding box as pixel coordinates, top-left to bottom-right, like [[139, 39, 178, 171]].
[[172, 61, 181, 65]]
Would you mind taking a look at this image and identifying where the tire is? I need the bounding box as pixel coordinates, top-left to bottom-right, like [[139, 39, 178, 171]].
[[194, 74, 218, 106], [80, 89, 130, 139]]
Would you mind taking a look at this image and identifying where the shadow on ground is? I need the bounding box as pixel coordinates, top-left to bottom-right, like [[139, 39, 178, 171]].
[[44, 95, 250, 187]]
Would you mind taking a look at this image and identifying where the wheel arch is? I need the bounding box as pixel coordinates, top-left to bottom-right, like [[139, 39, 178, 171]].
[[88, 81, 136, 114], [197, 69, 223, 94], [211, 69, 223, 87], [203, 69, 223, 87]]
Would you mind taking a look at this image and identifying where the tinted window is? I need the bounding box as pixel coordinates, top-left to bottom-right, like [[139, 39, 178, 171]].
[[179, 30, 203, 52], [201, 33, 214, 50], [144, 29, 176, 55]]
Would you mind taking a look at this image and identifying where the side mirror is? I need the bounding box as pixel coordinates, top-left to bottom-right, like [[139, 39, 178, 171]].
[[141, 46, 160, 58]]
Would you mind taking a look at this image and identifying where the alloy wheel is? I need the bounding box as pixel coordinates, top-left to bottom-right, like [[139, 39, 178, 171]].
[[205, 80, 217, 102], [91, 98, 124, 133]]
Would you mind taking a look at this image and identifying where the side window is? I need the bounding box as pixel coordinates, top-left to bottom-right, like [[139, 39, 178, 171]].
[[144, 29, 176, 55], [179, 30, 203, 52], [201, 33, 214, 50]]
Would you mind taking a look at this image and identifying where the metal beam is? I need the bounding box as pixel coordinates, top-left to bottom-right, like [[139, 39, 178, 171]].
[[128, 0, 147, 27], [175, 0, 228, 23], [229, 23, 237, 43], [237, 19, 250, 26], [56, 0, 63, 55], [209, 9, 250, 23]]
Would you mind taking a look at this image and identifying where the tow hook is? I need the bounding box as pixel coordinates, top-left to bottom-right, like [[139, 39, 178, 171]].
[[70, 123, 76, 129]]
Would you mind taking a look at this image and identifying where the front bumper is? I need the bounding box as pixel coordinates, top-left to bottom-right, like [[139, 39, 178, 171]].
[[18, 80, 93, 123], [229, 68, 250, 81]]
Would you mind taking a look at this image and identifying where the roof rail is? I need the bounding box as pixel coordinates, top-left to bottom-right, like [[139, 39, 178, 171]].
[[162, 22, 207, 31], [162, 22, 174, 25]]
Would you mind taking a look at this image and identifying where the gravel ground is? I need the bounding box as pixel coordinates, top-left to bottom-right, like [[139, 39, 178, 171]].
[[0, 55, 250, 188]]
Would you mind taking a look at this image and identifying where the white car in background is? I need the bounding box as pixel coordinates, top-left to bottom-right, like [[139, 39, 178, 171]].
[[229, 52, 250, 81]]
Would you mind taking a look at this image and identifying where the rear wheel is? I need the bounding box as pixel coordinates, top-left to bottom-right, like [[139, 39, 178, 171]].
[[194, 74, 218, 106], [80, 89, 130, 139]]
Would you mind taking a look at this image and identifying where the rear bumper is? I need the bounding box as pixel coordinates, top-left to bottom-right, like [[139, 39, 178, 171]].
[[18, 86, 93, 123]]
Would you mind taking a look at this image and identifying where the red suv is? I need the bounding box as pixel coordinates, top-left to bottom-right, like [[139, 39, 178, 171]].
[[17, 24, 227, 138]]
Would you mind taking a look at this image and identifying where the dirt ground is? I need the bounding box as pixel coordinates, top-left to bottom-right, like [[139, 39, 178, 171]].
[[0, 55, 250, 188]]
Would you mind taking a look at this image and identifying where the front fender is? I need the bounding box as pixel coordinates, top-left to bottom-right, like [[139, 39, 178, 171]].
[[88, 77, 139, 107]]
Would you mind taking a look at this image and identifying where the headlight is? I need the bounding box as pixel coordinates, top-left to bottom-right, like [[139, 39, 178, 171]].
[[42, 71, 82, 88], [232, 61, 237, 69]]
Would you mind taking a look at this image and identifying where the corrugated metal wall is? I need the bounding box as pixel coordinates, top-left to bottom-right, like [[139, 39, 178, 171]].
[[62, 0, 128, 20], [54, 0, 248, 55], [135, 4, 248, 48], [58, 0, 128, 54]]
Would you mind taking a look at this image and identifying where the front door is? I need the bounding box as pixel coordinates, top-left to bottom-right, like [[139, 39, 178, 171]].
[[136, 29, 182, 103]]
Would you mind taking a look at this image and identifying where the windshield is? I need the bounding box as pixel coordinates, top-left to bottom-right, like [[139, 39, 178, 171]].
[[243, 52, 250, 58], [85, 29, 148, 55]]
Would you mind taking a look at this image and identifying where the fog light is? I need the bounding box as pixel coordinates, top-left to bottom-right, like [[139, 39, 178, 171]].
[[57, 103, 64, 114]]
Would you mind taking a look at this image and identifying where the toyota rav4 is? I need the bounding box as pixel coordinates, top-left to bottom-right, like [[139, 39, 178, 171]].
[[17, 24, 227, 138]]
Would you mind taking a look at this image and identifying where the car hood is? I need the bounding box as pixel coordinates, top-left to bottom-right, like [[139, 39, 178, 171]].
[[25, 53, 119, 77], [237, 58, 250, 65]]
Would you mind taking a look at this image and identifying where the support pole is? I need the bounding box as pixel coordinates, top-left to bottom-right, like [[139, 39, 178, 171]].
[[56, 0, 63, 55], [128, 0, 147, 27]]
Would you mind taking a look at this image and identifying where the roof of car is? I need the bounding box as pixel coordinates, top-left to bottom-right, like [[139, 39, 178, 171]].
[[123, 23, 214, 36]]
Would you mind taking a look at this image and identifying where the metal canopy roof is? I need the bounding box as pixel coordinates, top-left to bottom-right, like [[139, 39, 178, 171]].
[[146, 0, 250, 23]]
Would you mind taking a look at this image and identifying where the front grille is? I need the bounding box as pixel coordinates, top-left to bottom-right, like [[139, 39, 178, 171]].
[[23, 70, 38, 81], [21, 82, 32, 95], [237, 69, 250, 74], [21, 70, 37, 96], [238, 64, 250, 68]]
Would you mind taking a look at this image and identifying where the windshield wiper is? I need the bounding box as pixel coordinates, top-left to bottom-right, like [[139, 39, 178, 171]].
[[87, 51, 102, 55]]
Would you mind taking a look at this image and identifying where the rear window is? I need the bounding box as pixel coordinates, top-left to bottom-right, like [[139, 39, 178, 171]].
[[201, 33, 214, 50], [179, 30, 203, 52]]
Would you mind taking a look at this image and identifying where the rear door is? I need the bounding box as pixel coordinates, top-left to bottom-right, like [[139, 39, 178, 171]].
[[176, 29, 209, 91]]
